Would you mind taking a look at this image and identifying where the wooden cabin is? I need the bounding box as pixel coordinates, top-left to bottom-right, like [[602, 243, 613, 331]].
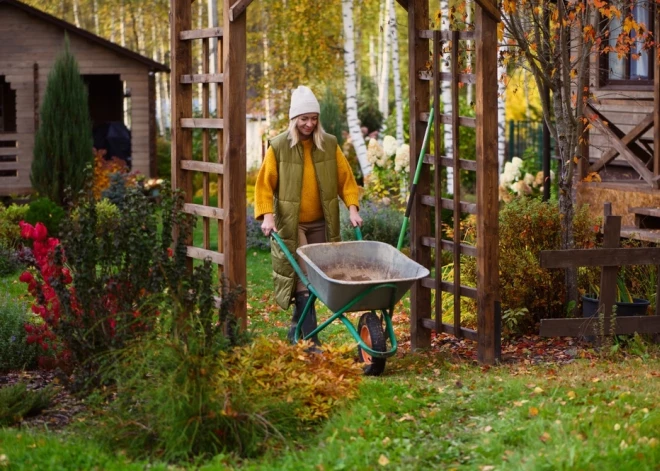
[[0, 0, 168, 197], [577, 7, 660, 240]]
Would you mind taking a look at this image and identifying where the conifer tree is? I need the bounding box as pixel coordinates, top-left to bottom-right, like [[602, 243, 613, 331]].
[[31, 35, 93, 205]]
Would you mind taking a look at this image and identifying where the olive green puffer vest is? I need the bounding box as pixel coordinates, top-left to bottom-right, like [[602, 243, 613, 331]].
[[269, 131, 341, 309]]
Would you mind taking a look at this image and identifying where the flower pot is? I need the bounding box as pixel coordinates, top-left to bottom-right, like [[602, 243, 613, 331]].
[[581, 295, 650, 342], [582, 295, 650, 318]]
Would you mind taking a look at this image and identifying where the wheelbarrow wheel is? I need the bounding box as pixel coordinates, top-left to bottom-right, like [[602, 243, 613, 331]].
[[357, 311, 386, 376]]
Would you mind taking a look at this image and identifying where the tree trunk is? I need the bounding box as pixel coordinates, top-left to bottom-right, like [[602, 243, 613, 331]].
[[369, 36, 378, 85], [497, 44, 507, 172], [120, 0, 126, 47], [552, 80, 578, 315], [72, 0, 81, 28], [152, 25, 166, 136], [390, 2, 404, 144], [342, 0, 371, 176], [93, 0, 99, 34], [378, 0, 393, 118], [207, 0, 218, 115], [440, 0, 453, 194]]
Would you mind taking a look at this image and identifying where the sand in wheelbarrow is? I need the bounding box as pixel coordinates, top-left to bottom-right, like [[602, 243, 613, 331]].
[[324, 262, 397, 283]]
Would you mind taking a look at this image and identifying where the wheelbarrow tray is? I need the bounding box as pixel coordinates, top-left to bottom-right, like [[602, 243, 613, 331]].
[[296, 241, 430, 312]]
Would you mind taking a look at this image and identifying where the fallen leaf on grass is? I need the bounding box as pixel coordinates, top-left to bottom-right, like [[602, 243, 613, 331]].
[[591, 377, 600, 383], [378, 454, 390, 466], [529, 406, 539, 417], [567, 390, 576, 400], [540, 432, 551, 443], [534, 386, 544, 394], [397, 413, 415, 422], [484, 425, 493, 432]]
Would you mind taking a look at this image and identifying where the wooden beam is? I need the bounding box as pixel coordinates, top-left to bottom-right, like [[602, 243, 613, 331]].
[[540, 316, 660, 337], [419, 30, 475, 41], [423, 154, 477, 172], [180, 73, 224, 84], [433, 30, 443, 337], [223, 0, 248, 329], [540, 247, 660, 268], [180, 27, 223, 40], [420, 195, 477, 215], [408, 0, 432, 350], [187, 246, 225, 265], [418, 70, 477, 84], [183, 203, 225, 220], [180, 118, 224, 129], [420, 236, 478, 257], [421, 278, 478, 299], [228, 0, 254, 21], [475, 0, 501, 364], [585, 104, 659, 188], [180, 160, 224, 174], [421, 318, 479, 341], [588, 112, 654, 172], [474, 0, 501, 22]]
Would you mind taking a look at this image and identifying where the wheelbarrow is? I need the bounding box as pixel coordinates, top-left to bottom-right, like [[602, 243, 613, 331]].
[[271, 228, 429, 376]]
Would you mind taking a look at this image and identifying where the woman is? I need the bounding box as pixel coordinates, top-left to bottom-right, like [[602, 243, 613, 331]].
[[255, 85, 363, 345]]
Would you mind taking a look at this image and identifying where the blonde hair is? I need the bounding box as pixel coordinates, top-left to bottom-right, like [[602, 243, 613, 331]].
[[287, 116, 325, 150]]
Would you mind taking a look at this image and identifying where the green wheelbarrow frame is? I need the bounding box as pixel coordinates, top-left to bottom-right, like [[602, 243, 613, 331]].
[[271, 229, 398, 359]]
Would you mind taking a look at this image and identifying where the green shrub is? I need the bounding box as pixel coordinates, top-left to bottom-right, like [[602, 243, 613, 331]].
[[156, 135, 171, 180], [0, 383, 54, 426], [31, 36, 93, 206], [340, 199, 406, 248], [0, 287, 37, 371], [463, 197, 599, 332], [24, 197, 65, 237], [0, 246, 24, 277], [0, 204, 29, 248]]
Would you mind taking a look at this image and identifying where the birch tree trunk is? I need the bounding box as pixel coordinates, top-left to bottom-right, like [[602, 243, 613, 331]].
[[110, 10, 116, 43], [369, 36, 378, 85], [207, 0, 218, 115], [342, 0, 371, 176], [440, 0, 453, 194], [93, 0, 99, 34], [152, 25, 165, 136], [378, 0, 393, 118], [497, 44, 507, 172], [120, 0, 126, 47], [73, 0, 81, 27], [389, 2, 403, 144]]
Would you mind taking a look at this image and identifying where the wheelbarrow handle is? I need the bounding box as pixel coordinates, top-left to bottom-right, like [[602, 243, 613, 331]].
[[354, 225, 363, 241]]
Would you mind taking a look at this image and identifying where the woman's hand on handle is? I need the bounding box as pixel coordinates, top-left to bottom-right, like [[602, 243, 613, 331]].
[[349, 205, 363, 228], [261, 213, 277, 236]]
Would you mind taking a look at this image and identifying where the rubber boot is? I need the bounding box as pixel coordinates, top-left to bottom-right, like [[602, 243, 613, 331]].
[[287, 292, 321, 348]]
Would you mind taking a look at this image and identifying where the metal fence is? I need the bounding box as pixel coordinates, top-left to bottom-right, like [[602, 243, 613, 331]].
[[507, 120, 555, 165]]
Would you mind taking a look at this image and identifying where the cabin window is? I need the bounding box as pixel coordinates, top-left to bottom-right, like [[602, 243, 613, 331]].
[[600, 1, 656, 87], [0, 76, 17, 133]]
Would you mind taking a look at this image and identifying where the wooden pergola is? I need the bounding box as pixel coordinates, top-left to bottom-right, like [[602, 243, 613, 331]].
[[170, 0, 501, 364]]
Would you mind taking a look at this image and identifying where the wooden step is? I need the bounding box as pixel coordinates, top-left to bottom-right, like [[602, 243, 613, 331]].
[[621, 226, 660, 243], [629, 207, 660, 229], [180, 27, 223, 40]]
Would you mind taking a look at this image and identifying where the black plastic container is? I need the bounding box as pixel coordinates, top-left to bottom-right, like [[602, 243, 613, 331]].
[[582, 295, 650, 318]]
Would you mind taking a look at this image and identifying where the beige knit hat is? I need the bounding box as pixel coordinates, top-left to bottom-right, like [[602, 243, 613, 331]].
[[289, 85, 320, 119]]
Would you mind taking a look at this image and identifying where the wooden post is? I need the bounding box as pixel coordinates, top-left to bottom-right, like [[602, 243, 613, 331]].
[[475, 0, 500, 364], [408, 0, 432, 350], [223, 0, 247, 329], [599, 203, 621, 336], [654, 11, 659, 176], [170, 0, 194, 272]]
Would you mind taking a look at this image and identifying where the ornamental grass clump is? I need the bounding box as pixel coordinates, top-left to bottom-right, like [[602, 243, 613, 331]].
[[90, 260, 361, 461]]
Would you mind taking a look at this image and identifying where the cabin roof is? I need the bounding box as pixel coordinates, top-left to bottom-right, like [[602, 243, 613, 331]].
[[0, 0, 169, 72]]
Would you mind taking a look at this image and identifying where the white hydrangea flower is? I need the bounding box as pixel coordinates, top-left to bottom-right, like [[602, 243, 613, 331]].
[[394, 144, 410, 172], [383, 135, 398, 157], [511, 156, 523, 170], [367, 139, 385, 165], [523, 172, 535, 186], [500, 161, 521, 187]]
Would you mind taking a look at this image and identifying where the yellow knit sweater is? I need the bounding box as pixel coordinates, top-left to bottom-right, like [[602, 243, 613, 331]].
[[255, 139, 360, 223]]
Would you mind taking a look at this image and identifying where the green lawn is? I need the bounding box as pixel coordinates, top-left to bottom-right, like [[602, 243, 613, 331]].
[[1, 250, 659, 470]]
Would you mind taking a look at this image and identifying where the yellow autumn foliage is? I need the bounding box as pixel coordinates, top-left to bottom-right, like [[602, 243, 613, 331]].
[[505, 68, 543, 122], [215, 337, 362, 423]]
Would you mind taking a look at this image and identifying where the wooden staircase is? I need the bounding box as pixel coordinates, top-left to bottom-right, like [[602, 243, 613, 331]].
[[622, 207, 660, 243]]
